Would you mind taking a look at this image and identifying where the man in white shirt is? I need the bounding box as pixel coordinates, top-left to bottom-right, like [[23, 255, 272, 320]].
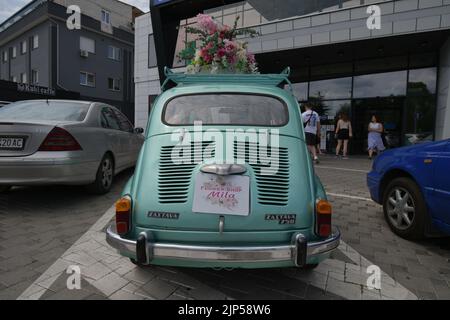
[[301, 103, 321, 164]]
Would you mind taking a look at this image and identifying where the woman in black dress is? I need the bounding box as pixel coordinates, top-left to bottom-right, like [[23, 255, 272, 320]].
[[335, 113, 353, 159]]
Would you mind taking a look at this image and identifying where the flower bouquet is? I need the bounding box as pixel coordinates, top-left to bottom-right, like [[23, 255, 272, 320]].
[[178, 14, 259, 74]]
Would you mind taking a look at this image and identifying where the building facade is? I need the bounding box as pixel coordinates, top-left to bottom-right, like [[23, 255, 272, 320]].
[[0, 0, 143, 122], [136, 0, 450, 153]]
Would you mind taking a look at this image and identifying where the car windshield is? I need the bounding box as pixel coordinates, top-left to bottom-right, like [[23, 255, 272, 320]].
[[164, 94, 288, 126], [0, 101, 90, 121]]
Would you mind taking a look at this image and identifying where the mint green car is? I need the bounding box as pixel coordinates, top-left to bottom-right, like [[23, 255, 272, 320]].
[[106, 68, 340, 269]]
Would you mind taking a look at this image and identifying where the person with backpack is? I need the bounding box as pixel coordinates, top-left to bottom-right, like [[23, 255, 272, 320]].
[[302, 103, 321, 164]]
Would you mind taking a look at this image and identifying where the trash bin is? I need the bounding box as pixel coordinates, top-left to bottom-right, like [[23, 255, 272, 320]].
[[326, 131, 336, 154]]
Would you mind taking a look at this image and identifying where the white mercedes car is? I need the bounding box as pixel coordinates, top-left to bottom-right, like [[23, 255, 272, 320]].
[[0, 100, 145, 194]]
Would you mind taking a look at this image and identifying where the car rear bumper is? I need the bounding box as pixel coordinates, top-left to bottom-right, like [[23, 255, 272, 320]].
[[0, 153, 98, 185], [106, 224, 341, 268]]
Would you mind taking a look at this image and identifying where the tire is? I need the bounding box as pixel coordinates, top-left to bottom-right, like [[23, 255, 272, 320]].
[[300, 263, 319, 270], [86, 154, 115, 195], [129, 258, 146, 267], [382, 177, 427, 240], [0, 186, 11, 193]]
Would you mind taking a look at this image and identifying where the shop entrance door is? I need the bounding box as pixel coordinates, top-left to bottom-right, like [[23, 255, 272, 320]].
[[352, 97, 405, 154]]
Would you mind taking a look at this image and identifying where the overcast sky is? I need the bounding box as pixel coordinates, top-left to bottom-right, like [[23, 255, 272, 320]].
[[0, 0, 150, 24]]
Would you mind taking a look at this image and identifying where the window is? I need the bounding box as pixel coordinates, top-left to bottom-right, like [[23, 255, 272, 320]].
[[309, 77, 352, 100], [108, 46, 121, 61], [31, 70, 39, 84], [108, 78, 121, 91], [0, 101, 90, 122], [80, 71, 95, 87], [353, 71, 407, 98], [20, 73, 27, 84], [12, 46, 16, 58], [101, 107, 121, 130], [101, 10, 111, 24], [408, 68, 437, 95], [290, 82, 308, 102], [20, 40, 27, 54], [1, 51, 7, 62], [80, 36, 95, 54], [113, 109, 133, 132], [32, 35, 39, 49], [164, 94, 288, 126], [148, 35, 157, 68]]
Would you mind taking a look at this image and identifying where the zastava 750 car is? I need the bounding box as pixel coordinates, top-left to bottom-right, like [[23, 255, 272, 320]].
[[106, 68, 340, 269]]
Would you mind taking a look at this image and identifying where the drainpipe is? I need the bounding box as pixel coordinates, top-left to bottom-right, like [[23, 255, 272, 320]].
[[49, 18, 68, 91]]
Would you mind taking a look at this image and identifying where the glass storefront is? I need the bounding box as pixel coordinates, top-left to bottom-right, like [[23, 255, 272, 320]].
[[163, 0, 439, 154], [289, 66, 438, 154]]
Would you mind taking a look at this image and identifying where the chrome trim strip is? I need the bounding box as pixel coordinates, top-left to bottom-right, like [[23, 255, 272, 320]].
[[106, 225, 340, 263], [200, 164, 247, 176]]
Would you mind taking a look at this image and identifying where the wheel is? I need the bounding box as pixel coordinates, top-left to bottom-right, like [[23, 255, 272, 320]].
[[0, 186, 11, 193], [382, 177, 427, 240], [86, 154, 114, 194]]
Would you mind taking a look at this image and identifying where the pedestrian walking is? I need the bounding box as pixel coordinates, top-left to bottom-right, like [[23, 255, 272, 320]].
[[368, 115, 385, 160], [302, 103, 321, 164], [335, 112, 352, 159]]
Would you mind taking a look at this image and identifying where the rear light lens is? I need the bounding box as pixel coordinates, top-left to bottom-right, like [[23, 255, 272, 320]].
[[316, 199, 332, 238], [38, 127, 82, 151], [116, 196, 132, 236]]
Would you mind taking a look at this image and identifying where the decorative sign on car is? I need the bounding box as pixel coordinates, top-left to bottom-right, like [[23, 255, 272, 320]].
[[192, 173, 250, 216]]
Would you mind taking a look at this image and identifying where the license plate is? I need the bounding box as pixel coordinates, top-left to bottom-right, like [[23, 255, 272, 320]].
[[0, 137, 25, 150], [192, 173, 250, 216]]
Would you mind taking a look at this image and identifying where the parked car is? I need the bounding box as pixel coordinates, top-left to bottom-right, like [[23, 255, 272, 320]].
[[0, 100, 145, 194], [367, 139, 450, 239], [106, 68, 340, 269]]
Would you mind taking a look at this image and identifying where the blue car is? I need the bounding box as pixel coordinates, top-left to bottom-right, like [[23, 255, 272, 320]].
[[367, 139, 450, 239]]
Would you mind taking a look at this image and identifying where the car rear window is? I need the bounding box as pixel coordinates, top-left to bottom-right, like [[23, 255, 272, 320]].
[[0, 101, 90, 121], [163, 94, 288, 126]]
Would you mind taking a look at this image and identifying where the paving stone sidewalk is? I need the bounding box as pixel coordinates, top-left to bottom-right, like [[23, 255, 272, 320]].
[[17, 206, 415, 300], [317, 155, 450, 300], [0, 169, 134, 299], [1, 156, 449, 300]]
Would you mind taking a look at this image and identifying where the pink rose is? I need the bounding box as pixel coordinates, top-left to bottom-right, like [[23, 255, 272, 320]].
[[197, 14, 217, 34], [217, 48, 226, 58], [247, 53, 256, 64]]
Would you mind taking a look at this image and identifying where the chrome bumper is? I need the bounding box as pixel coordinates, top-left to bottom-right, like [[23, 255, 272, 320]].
[[106, 224, 340, 267]]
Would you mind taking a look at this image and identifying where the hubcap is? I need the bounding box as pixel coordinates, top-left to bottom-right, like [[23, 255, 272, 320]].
[[386, 187, 415, 230], [101, 158, 113, 189]]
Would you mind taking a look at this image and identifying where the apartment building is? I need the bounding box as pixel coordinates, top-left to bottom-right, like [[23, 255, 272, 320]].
[[0, 0, 144, 121]]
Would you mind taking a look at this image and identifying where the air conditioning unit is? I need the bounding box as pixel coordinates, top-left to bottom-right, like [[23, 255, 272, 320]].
[[80, 50, 89, 58]]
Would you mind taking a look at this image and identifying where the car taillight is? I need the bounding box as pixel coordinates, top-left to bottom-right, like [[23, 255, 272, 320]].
[[38, 127, 82, 151], [316, 199, 332, 238], [116, 196, 131, 236]]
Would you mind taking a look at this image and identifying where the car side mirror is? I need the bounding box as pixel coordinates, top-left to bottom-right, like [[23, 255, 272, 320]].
[[134, 127, 144, 134]]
